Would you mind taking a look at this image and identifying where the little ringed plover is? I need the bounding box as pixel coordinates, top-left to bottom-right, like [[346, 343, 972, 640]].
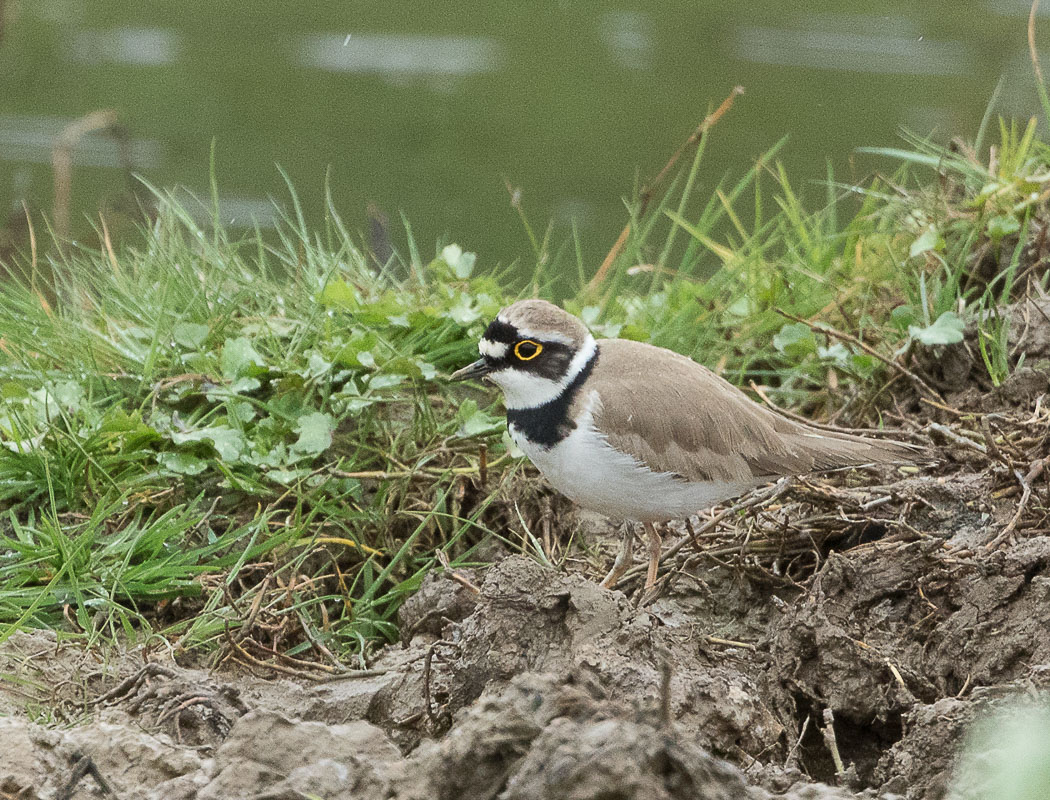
[[452, 299, 925, 591]]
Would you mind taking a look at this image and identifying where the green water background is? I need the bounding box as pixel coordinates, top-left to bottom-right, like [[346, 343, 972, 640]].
[[0, 1, 1045, 273]]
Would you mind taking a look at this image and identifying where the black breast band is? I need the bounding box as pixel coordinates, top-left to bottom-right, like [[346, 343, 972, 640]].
[[506, 349, 598, 449]]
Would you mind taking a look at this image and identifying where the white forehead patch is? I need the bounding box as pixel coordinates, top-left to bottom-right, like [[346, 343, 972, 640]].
[[478, 339, 508, 359]]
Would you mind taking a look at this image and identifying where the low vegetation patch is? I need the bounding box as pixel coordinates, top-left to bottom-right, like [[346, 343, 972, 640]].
[[0, 98, 1048, 667]]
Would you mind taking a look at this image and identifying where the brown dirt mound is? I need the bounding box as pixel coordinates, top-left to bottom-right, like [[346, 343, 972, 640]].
[[4, 521, 1049, 800]]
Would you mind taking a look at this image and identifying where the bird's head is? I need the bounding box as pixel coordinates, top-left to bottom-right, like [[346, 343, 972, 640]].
[[451, 299, 596, 409]]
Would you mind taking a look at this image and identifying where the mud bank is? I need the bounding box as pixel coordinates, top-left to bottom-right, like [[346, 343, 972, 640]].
[[5, 303, 1050, 799], [3, 523, 1050, 800]]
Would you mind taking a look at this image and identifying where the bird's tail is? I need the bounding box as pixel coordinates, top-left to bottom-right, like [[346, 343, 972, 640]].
[[785, 429, 930, 472]]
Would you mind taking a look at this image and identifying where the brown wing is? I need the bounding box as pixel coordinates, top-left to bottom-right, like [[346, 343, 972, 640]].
[[585, 339, 922, 483]]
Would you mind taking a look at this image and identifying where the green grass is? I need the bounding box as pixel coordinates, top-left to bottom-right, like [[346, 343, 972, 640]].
[[0, 106, 1047, 664]]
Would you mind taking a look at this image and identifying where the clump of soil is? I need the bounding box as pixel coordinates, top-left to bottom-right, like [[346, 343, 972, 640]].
[[0, 587, 850, 800], [3, 300, 1050, 800]]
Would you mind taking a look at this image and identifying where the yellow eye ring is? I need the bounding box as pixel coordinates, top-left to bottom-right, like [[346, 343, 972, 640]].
[[514, 340, 543, 361]]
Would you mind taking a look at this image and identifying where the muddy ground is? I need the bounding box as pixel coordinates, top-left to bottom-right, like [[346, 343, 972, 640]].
[[3, 299, 1050, 800]]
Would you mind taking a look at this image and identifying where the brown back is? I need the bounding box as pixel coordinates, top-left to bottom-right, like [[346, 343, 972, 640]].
[[585, 339, 924, 483]]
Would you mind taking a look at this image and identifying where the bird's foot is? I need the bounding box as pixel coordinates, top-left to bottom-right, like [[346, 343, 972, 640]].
[[599, 523, 635, 589], [643, 522, 662, 591]]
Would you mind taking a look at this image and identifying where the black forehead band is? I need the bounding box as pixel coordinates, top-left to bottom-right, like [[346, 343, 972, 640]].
[[483, 319, 519, 344]]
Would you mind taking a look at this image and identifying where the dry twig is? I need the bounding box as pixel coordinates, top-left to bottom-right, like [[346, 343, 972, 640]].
[[775, 308, 945, 403], [588, 86, 744, 289], [986, 457, 1048, 549], [437, 549, 481, 594], [822, 708, 847, 782]]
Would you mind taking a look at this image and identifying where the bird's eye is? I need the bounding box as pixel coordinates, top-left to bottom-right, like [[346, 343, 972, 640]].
[[514, 340, 543, 361]]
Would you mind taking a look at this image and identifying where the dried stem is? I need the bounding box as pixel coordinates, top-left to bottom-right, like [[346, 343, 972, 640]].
[[775, 308, 945, 403], [588, 86, 744, 289]]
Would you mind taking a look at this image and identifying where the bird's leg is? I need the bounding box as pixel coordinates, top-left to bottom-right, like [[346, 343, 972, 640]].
[[643, 522, 662, 591], [600, 522, 635, 589]]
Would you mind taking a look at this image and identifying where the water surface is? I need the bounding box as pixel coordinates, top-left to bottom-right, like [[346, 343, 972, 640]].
[[0, 1, 1044, 271]]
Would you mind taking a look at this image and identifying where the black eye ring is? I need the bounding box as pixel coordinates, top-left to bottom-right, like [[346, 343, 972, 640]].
[[514, 340, 543, 361]]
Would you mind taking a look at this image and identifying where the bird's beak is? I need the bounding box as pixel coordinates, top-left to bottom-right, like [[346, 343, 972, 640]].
[[450, 358, 494, 382]]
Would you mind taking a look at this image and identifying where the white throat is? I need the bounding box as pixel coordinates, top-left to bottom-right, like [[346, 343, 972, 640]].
[[488, 334, 597, 410]]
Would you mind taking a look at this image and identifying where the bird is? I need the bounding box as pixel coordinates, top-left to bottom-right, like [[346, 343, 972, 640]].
[[451, 299, 925, 592]]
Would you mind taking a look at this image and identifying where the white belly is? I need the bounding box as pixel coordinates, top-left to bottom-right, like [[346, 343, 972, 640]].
[[509, 401, 756, 523]]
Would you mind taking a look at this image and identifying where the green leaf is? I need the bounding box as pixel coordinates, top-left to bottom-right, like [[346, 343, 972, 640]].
[[430, 243, 477, 279], [986, 214, 1021, 242], [171, 425, 246, 461], [99, 409, 160, 447], [241, 318, 298, 337], [228, 401, 256, 424], [724, 295, 757, 318], [502, 429, 525, 458], [47, 381, 85, 410], [455, 399, 503, 437], [772, 323, 817, 358], [367, 374, 404, 391], [267, 467, 311, 485], [617, 324, 649, 342], [244, 440, 291, 469], [319, 279, 357, 309], [305, 351, 333, 378], [173, 322, 210, 349], [338, 396, 377, 415], [890, 304, 918, 329], [333, 333, 379, 368], [909, 226, 943, 258], [229, 377, 262, 394], [818, 343, 851, 364], [446, 298, 481, 325], [290, 412, 336, 458], [416, 360, 438, 381], [157, 452, 208, 475], [909, 311, 965, 346], [221, 337, 265, 379], [381, 356, 437, 380], [849, 354, 878, 375]]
